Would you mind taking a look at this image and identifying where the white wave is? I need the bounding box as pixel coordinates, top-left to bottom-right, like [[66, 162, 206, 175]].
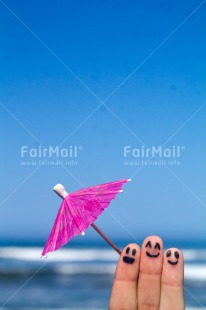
[[0, 247, 118, 262], [1, 247, 206, 261], [1, 247, 206, 281], [185, 264, 206, 281], [55, 262, 206, 278], [1, 262, 206, 279], [53, 263, 206, 278], [54, 263, 116, 275], [1, 247, 206, 262]]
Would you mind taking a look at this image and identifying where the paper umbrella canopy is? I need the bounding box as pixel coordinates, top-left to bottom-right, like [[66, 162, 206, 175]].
[[42, 178, 131, 257]]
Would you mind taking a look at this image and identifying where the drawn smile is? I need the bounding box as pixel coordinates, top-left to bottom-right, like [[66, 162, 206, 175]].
[[146, 251, 160, 258], [123, 256, 135, 264], [168, 260, 178, 265]]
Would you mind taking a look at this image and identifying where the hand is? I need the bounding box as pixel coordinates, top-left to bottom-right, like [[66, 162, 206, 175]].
[[109, 235, 184, 310]]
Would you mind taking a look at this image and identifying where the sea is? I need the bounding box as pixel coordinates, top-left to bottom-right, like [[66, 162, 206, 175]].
[[0, 239, 206, 310]]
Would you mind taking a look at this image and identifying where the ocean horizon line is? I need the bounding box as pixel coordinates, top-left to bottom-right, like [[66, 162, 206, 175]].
[[0, 238, 206, 249]]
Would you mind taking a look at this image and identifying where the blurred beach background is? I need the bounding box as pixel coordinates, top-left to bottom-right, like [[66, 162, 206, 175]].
[[1, 0, 206, 309], [0, 239, 206, 309]]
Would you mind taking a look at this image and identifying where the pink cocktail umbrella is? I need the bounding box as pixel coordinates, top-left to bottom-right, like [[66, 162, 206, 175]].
[[42, 179, 131, 257]]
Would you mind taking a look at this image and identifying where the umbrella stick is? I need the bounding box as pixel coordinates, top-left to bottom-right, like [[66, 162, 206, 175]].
[[91, 223, 122, 255]]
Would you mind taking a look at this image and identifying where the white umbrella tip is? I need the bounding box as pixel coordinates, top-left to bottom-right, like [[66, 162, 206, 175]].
[[127, 178, 132, 182], [119, 189, 123, 193], [53, 184, 68, 199], [53, 183, 64, 191]]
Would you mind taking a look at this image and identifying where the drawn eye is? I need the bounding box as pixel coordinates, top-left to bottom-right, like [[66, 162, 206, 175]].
[[166, 250, 171, 257], [132, 249, 136, 256], [145, 241, 152, 248], [155, 243, 160, 250], [175, 251, 179, 259]]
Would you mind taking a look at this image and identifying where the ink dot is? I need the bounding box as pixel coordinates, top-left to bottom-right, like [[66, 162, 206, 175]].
[[126, 247, 130, 254], [175, 251, 179, 259], [132, 249, 136, 256], [166, 250, 171, 257]]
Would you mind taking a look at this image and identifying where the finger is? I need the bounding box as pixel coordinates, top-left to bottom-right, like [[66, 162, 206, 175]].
[[109, 243, 140, 310], [160, 248, 184, 310], [137, 236, 163, 310]]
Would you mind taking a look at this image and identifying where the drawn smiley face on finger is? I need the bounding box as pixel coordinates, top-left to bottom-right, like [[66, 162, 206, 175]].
[[145, 241, 161, 258], [166, 250, 180, 265], [123, 246, 137, 264]]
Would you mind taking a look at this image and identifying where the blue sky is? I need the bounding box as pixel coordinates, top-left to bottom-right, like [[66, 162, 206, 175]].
[[0, 0, 206, 244]]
